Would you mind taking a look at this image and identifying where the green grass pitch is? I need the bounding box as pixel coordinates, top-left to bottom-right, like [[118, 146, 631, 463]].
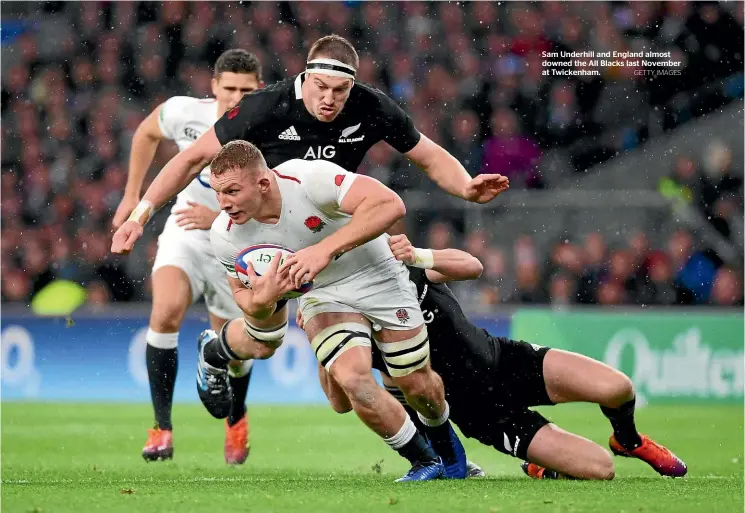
[[2, 403, 742, 512]]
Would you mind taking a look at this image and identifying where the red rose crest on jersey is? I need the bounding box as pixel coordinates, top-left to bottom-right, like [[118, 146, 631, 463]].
[[395, 308, 410, 324], [334, 174, 345, 187], [227, 106, 239, 120], [304, 215, 326, 233]]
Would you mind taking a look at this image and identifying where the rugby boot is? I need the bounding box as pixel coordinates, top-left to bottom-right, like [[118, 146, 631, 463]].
[[395, 457, 445, 482], [142, 427, 173, 461], [196, 330, 232, 419], [427, 423, 468, 479], [466, 460, 486, 478], [225, 415, 250, 465], [609, 434, 687, 477], [521, 462, 566, 480]]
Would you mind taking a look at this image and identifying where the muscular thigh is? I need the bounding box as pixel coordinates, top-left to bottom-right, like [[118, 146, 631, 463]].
[[303, 312, 373, 372]]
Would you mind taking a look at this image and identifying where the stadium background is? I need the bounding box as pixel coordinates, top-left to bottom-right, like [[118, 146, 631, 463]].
[[1, 2, 743, 512]]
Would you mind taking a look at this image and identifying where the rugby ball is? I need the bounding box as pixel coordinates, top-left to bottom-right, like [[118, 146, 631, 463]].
[[234, 244, 314, 299]]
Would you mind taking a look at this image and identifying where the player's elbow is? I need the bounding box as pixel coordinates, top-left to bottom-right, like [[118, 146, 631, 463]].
[[387, 194, 406, 221], [465, 257, 484, 280]]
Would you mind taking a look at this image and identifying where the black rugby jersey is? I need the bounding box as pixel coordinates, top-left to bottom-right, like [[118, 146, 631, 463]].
[[214, 74, 421, 170], [373, 268, 501, 389]]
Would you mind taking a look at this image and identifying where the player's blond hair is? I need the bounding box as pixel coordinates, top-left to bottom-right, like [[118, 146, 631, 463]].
[[210, 140, 267, 177]]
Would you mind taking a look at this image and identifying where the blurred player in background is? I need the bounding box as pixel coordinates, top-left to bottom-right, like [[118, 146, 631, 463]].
[[112, 49, 263, 464], [311, 234, 688, 480], [111, 34, 508, 255]]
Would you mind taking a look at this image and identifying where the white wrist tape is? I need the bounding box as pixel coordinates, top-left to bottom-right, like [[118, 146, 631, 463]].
[[128, 200, 155, 226], [412, 247, 434, 269]]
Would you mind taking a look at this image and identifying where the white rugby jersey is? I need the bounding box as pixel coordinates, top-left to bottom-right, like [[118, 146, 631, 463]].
[[157, 96, 220, 212], [210, 159, 396, 288]]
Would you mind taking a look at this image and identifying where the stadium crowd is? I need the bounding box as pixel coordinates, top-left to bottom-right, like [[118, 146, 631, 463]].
[[1, 1, 742, 307]]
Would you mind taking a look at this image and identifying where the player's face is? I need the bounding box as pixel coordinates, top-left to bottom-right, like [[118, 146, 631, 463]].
[[303, 74, 353, 122], [210, 168, 264, 225], [212, 72, 262, 116]]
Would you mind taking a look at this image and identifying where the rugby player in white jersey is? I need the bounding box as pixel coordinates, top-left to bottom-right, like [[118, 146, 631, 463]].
[[111, 50, 263, 464], [199, 140, 505, 481]]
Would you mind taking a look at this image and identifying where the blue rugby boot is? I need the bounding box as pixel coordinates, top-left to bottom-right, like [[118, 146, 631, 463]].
[[196, 330, 232, 419], [395, 457, 444, 482]]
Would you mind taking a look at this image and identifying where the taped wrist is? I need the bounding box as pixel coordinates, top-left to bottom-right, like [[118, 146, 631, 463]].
[[412, 248, 434, 269], [128, 200, 155, 226]]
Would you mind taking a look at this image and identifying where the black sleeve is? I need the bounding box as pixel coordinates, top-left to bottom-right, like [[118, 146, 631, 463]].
[[213, 91, 269, 146], [377, 92, 421, 154]]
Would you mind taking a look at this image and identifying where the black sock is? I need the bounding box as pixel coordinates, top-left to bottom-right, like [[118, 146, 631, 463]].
[[228, 367, 252, 427], [203, 323, 239, 369], [397, 431, 438, 465], [601, 397, 642, 450], [146, 344, 177, 431], [420, 422, 456, 460]]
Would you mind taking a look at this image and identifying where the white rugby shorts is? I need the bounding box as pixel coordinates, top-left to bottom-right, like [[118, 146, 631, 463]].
[[152, 214, 242, 320], [297, 258, 424, 331]]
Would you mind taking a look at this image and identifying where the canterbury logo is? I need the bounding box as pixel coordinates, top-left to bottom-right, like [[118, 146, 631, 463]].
[[278, 126, 301, 140]]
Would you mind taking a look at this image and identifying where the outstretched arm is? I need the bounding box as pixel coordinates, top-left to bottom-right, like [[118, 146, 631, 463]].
[[111, 128, 222, 254], [389, 234, 483, 283], [405, 135, 510, 204], [112, 105, 167, 229]]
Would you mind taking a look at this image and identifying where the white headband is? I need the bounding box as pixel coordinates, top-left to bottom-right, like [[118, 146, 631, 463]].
[[305, 58, 356, 80]]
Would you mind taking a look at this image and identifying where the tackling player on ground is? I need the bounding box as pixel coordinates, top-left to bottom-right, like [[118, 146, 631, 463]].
[[111, 50, 263, 464], [310, 234, 688, 480], [195, 141, 507, 480]]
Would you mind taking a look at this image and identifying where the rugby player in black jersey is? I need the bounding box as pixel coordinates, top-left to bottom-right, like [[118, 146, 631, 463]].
[[307, 235, 688, 480], [112, 35, 510, 480]]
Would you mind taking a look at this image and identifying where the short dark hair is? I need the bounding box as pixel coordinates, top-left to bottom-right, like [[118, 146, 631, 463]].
[[307, 35, 359, 70], [214, 49, 263, 80], [211, 140, 267, 177]]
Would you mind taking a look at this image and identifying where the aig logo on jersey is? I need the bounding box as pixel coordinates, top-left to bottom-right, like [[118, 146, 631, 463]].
[[304, 146, 336, 160], [338, 123, 365, 143]]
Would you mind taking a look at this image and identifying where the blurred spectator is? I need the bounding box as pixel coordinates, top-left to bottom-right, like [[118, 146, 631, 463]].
[[710, 267, 744, 306], [1, 2, 741, 307], [481, 108, 543, 188]]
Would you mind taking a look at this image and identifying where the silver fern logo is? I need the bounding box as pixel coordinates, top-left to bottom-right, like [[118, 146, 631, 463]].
[[341, 123, 361, 138]]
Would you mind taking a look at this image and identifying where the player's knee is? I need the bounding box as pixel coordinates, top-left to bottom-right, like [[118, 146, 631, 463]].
[[251, 343, 276, 360], [395, 373, 431, 402], [150, 304, 187, 333], [592, 452, 615, 480], [600, 372, 635, 407], [332, 370, 376, 406], [615, 373, 635, 403]]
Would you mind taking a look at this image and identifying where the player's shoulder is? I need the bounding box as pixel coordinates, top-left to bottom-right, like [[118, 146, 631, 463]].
[[210, 211, 237, 245], [350, 81, 389, 103], [162, 95, 216, 120], [235, 77, 294, 114]]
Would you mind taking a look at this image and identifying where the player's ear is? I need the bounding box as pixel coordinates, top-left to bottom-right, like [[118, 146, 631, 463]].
[[211, 77, 219, 97]]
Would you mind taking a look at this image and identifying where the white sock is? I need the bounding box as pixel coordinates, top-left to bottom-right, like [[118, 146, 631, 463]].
[[146, 329, 178, 349], [228, 360, 253, 378], [417, 401, 450, 427], [383, 416, 417, 450]]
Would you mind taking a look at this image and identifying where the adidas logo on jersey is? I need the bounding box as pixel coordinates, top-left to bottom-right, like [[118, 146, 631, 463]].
[[278, 126, 301, 141]]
